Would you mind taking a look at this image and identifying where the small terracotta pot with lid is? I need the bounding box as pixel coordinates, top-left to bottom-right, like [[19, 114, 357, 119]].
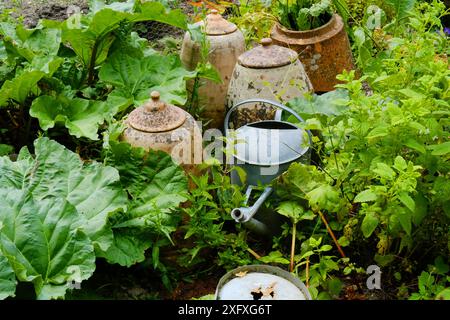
[[122, 91, 202, 171], [271, 14, 354, 92], [181, 9, 245, 129], [227, 38, 313, 127]]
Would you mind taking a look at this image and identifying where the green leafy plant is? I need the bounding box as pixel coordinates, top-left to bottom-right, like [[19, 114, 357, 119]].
[[0, 253, 16, 300], [0, 1, 198, 145], [281, 0, 449, 299], [101, 141, 189, 267], [409, 257, 450, 300], [0, 137, 127, 299], [277, 201, 315, 271], [49, 0, 188, 86], [0, 190, 97, 300], [384, 0, 417, 26], [294, 236, 345, 299], [268, 162, 350, 298], [0, 144, 13, 156], [177, 161, 254, 270], [228, 0, 277, 46], [30, 95, 111, 140], [0, 136, 190, 299], [275, 0, 349, 31], [99, 51, 196, 108], [0, 23, 63, 107]]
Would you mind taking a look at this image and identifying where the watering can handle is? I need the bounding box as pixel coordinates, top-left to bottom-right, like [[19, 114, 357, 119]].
[[224, 98, 312, 144]]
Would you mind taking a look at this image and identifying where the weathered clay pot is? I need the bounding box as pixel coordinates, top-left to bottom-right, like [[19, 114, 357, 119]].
[[271, 14, 354, 92], [122, 91, 202, 171], [180, 9, 245, 129], [227, 38, 313, 127]]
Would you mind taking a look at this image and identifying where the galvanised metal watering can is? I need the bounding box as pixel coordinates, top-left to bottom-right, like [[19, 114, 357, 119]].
[[224, 99, 312, 236]]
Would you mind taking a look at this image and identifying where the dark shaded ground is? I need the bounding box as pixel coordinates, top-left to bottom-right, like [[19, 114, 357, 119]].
[[62, 259, 222, 300]]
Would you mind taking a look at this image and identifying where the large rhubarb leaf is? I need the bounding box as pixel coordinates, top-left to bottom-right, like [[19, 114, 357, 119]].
[[99, 52, 196, 106], [104, 142, 188, 216], [0, 70, 45, 107], [0, 188, 96, 300], [0, 22, 61, 61], [97, 229, 151, 267], [0, 252, 16, 300], [0, 22, 63, 107], [287, 89, 348, 118], [56, 2, 187, 69], [30, 94, 113, 140], [0, 138, 127, 253], [0, 57, 62, 108], [0, 40, 6, 60], [130, 1, 188, 30], [99, 142, 188, 266], [59, 10, 126, 67], [385, 0, 416, 22]]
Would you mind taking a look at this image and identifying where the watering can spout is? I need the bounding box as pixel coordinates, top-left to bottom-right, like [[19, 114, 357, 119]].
[[231, 206, 272, 235], [231, 207, 250, 223], [231, 186, 273, 223], [231, 186, 273, 235]]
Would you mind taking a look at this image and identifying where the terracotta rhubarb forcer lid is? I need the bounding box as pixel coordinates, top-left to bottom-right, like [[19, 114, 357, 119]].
[[238, 38, 298, 69], [127, 91, 186, 133], [203, 9, 238, 35]]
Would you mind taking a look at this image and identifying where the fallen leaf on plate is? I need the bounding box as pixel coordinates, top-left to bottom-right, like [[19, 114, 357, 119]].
[[235, 271, 248, 277], [262, 282, 277, 297]]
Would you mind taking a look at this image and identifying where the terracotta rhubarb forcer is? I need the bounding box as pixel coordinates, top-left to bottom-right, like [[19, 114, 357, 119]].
[[122, 91, 202, 172], [271, 14, 354, 92], [227, 38, 313, 127], [180, 9, 245, 129]]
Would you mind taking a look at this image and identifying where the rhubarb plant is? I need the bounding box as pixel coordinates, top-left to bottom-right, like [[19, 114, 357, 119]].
[[0, 138, 126, 299], [100, 141, 188, 267], [0, 137, 189, 298], [0, 1, 197, 142]]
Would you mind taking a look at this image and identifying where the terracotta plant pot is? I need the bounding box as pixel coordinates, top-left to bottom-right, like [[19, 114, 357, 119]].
[[181, 9, 245, 129], [271, 14, 354, 92]]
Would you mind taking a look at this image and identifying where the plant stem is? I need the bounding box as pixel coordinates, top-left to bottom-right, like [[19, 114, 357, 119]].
[[25, 113, 32, 146], [87, 41, 99, 86], [188, 76, 200, 115], [290, 222, 297, 272], [327, 126, 340, 174], [7, 110, 19, 128], [247, 247, 261, 260], [306, 256, 310, 288], [317, 210, 346, 258]]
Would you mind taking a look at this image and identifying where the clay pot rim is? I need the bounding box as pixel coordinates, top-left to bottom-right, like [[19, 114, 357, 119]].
[[273, 14, 343, 44]]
